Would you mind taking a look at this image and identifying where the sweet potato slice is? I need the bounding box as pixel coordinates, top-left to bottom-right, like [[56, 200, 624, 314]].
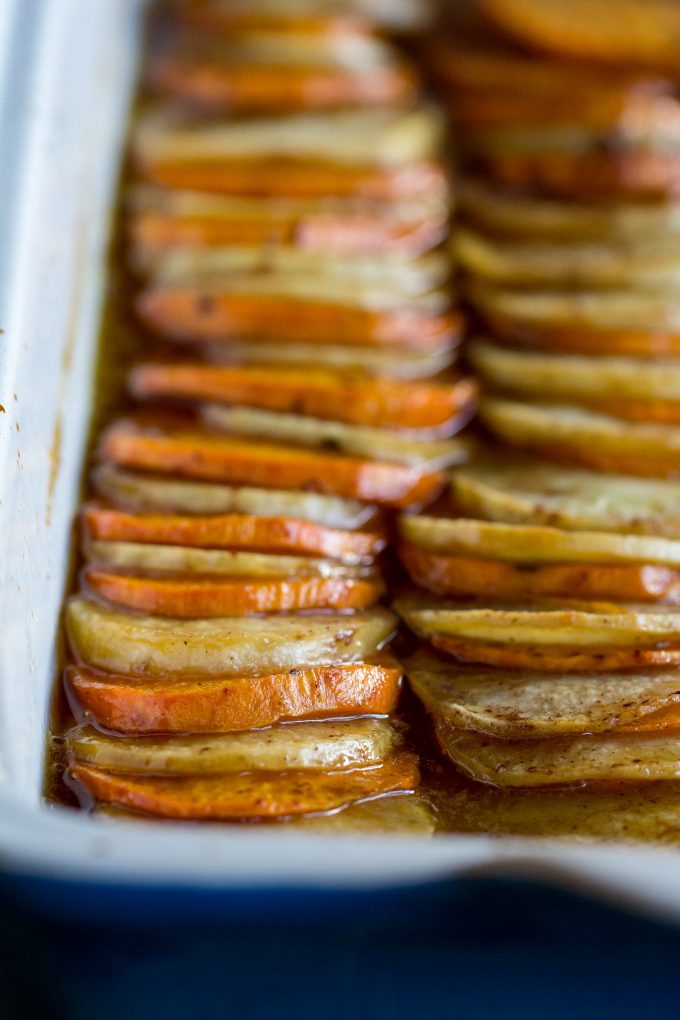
[[140, 158, 448, 203], [136, 287, 459, 350], [83, 506, 384, 563], [399, 546, 680, 603], [70, 752, 419, 820], [430, 633, 680, 673], [150, 58, 417, 113], [92, 465, 374, 529], [67, 597, 396, 676], [130, 363, 475, 433], [407, 650, 680, 738], [436, 720, 680, 787], [84, 569, 382, 616], [66, 659, 402, 733], [66, 718, 398, 774], [98, 421, 447, 509]]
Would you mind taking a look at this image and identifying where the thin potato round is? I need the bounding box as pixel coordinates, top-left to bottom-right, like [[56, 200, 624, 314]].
[[480, 397, 680, 476], [407, 652, 680, 738], [83, 506, 384, 563], [458, 178, 680, 242], [86, 541, 372, 578], [67, 597, 396, 677], [84, 569, 382, 616], [469, 339, 680, 404], [399, 545, 680, 603], [98, 421, 447, 509], [293, 794, 434, 836], [398, 515, 680, 566], [92, 465, 375, 529], [457, 229, 680, 289], [66, 660, 402, 733], [66, 718, 398, 774], [70, 752, 419, 820], [202, 405, 468, 470], [452, 456, 680, 538], [395, 595, 680, 649], [130, 363, 474, 433], [437, 721, 680, 787]]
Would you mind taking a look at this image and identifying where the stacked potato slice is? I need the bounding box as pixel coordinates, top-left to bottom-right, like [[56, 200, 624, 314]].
[[63, 0, 473, 834], [392, 0, 680, 840]]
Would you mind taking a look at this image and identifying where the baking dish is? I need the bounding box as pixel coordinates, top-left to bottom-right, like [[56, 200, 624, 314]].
[[3, 0, 680, 925]]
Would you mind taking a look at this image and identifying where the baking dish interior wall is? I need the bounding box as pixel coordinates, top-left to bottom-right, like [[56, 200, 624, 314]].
[[0, 0, 142, 803]]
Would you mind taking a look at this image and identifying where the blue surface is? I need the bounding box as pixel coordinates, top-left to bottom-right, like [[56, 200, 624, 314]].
[[2, 875, 680, 1018]]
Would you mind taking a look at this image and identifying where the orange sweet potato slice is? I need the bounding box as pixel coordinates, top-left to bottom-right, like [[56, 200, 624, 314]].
[[400, 545, 680, 603], [66, 660, 403, 733], [131, 209, 444, 258], [137, 158, 448, 203], [84, 569, 382, 616], [584, 398, 680, 424], [130, 363, 476, 432], [149, 58, 417, 113], [136, 288, 460, 351], [98, 421, 446, 509], [83, 505, 384, 562], [431, 632, 680, 673], [70, 752, 419, 820], [486, 319, 680, 358]]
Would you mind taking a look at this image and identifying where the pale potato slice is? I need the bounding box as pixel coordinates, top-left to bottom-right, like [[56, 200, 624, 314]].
[[456, 228, 680, 289], [182, 0, 429, 32], [436, 720, 680, 787], [408, 651, 680, 737], [469, 339, 680, 403], [205, 340, 457, 378], [444, 777, 680, 843], [458, 178, 680, 241], [470, 283, 680, 333], [452, 456, 680, 538], [92, 465, 375, 529], [469, 122, 680, 158], [292, 794, 435, 835], [67, 718, 398, 774], [138, 248, 450, 298], [129, 185, 449, 226], [480, 397, 680, 467], [86, 541, 373, 578], [145, 273, 448, 314], [398, 515, 680, 566], [203, 405, 468, 470], [67, 597, 396, 677], [395, 595, 680, 648], [134, 105, 444, 168]]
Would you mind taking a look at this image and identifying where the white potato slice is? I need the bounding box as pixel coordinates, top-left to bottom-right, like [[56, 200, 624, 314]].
[[469, 122, 680, 158], [134, 105, 444, 167], [67, 718, 398, 774], [292, 794, 435, 835], [183, 0, 429, 32], [205, 340, 457, 378], [480, 397, 680, 467], [458, 178, 680, 241], [436, 720, 680, 786], [456, 228, 680, 288], [395, 595, 680, 648], [203, 405, 467, 470], [407, 651, 680, 737], [92, 464, 375, 529], [67, 597, 396, 677], [138, 248, 450, 298], [469, 338, 680, 402], [86, 541, 373, 578], [175, 30, 397, 72], [452, 456, 680, 538], [470, 283, 680, 332], [443, 777, 680, 843], [398, 515, 680, 566]]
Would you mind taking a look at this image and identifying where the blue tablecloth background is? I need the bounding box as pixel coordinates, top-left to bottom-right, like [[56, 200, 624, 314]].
[[2, 874, 680, 1019]]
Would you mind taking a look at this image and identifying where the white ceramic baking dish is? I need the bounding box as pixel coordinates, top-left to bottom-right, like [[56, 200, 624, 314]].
[[2, 0, 680, 924]]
